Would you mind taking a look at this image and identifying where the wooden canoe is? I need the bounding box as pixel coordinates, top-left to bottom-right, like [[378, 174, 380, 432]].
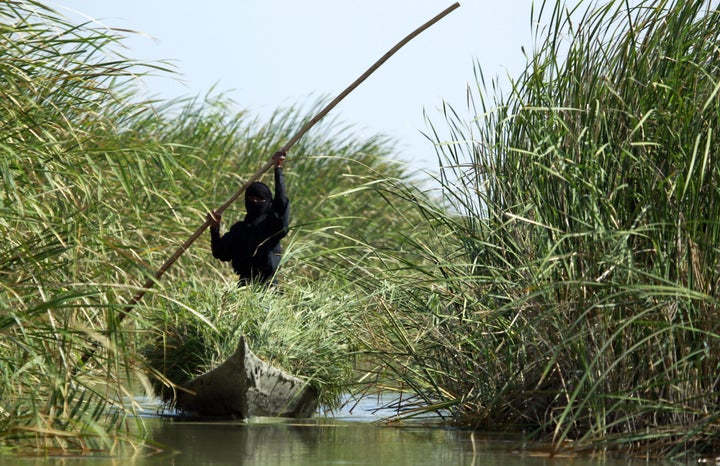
[[172, 336, 318, 419]]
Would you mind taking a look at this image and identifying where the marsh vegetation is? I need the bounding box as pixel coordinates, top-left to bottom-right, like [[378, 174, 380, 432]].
[[1, 0, 719, 460]]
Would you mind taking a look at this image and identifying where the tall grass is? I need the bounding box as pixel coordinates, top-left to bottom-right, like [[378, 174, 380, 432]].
[[336, 0, 720, 459], [0, 0, 411, 455], [7, 0, 720, 460], [0, 1, 163, 452]]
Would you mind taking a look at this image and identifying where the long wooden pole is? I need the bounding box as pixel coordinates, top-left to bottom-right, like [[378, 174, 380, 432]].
[[215, 1, 461, 217], [80, 3, 460, 365]]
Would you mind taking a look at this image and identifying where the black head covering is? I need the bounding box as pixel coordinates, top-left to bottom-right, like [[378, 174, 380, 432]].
[[245, 181, 272, 220]]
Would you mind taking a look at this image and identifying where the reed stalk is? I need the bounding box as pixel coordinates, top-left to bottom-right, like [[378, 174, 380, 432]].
[[335, 0, 720, 459]]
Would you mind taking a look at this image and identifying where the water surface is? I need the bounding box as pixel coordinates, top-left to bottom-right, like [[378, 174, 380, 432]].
[[2, 396, 667, 466]]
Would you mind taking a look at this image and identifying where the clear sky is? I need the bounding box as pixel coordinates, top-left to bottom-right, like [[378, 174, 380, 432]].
[[52, 1, 534, 177]]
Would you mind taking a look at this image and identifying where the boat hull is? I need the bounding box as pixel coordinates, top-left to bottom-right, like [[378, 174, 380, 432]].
[[174, 336, 318, 418]]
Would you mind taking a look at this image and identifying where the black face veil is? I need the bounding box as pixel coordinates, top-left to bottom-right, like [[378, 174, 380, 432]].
[[245, 182, 272, 220]]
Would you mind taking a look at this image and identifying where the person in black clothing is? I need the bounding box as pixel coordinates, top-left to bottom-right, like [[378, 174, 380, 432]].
[[207, 151, 289, 286]]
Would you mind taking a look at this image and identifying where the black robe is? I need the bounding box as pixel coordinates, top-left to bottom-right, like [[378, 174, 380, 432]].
[[210, 167, 289, 285]]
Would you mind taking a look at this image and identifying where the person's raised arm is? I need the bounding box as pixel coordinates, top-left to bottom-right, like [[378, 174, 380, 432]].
[[272, 150, 289, 209]]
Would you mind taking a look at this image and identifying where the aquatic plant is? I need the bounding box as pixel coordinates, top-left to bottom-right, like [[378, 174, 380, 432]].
[[6, 0, 720, 460], [142, 277, 361, 411], [0, 0, 408, 454], [338, 0, 720, 459], [0, 0, 164, 452]]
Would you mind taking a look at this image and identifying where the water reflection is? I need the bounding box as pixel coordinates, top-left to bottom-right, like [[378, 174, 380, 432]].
[[146, 418, 477, 465], [141, 418, 660, 466], [2, 397, 667, 466]]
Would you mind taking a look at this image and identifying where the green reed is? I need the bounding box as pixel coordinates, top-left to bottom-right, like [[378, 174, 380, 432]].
[[0, 0, 410, 455], [9, 0, 720, 460], [332, 0, 720, 459]]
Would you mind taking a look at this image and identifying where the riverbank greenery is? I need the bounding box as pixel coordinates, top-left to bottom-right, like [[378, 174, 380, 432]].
[[1, 0, 719, 460], [343, 0, 720, 459]]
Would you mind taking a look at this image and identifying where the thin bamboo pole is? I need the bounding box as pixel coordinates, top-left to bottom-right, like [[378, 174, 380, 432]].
[[79, 2, 460, 366]]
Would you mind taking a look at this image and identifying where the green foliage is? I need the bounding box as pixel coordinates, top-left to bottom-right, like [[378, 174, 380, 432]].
[[0, 0, 161, 453], [143, 278, 359, 410], [0, 0, 410, 455], [8, 0, 720, 460], [336, 0, 720, 459]]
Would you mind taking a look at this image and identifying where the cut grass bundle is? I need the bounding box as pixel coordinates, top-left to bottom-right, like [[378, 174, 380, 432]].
[[142, 278, 359, 411]]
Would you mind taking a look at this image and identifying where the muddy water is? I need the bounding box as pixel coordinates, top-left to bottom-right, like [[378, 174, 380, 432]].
[[142, 417, 656, 466], [4, 397, 666, 466]]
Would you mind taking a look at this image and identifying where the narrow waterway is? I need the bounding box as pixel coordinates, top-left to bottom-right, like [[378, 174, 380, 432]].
[[4, 396, 667, 466]]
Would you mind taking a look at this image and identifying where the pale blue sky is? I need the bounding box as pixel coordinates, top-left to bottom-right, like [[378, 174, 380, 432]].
[[53, 1, 534, 176]]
